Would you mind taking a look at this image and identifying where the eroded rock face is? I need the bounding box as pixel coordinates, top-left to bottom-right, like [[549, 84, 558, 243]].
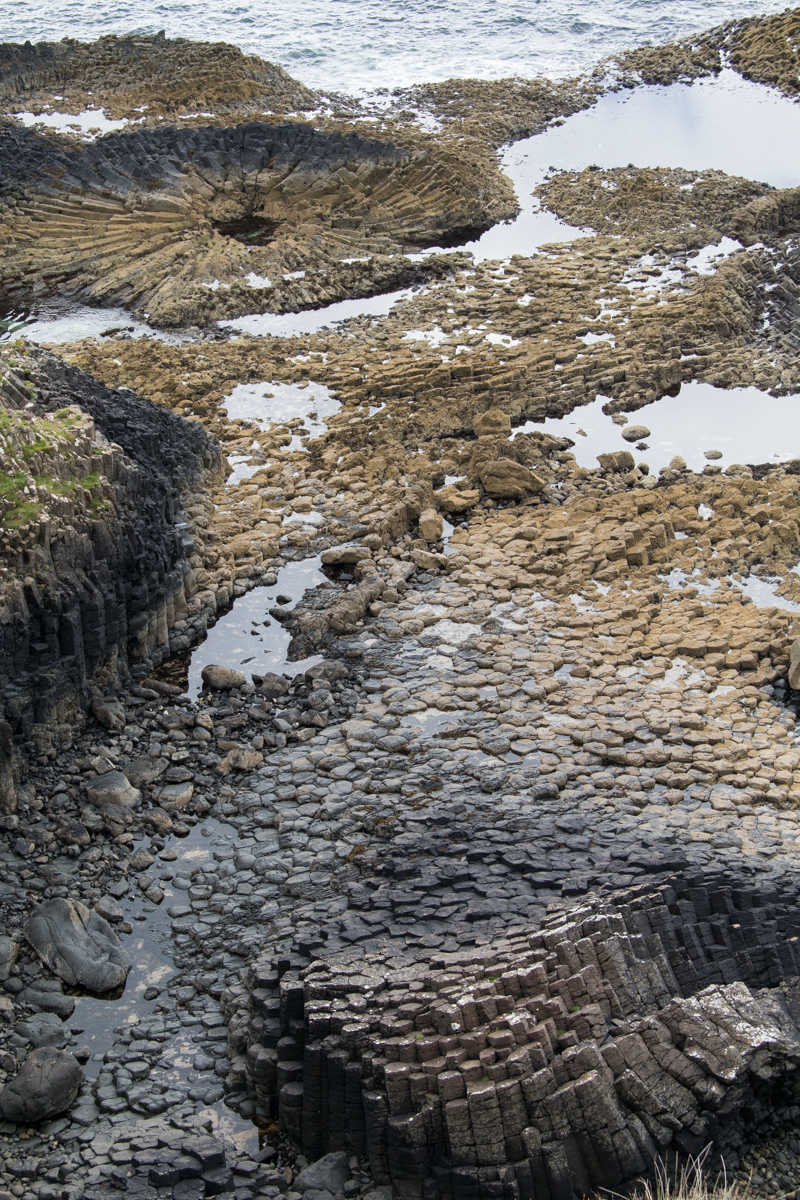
[[0, 1046, 83, 1122], [25, 898, 132, 992]]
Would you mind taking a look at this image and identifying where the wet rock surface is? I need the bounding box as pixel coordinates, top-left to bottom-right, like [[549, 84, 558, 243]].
[[25, 900, 131, 993]]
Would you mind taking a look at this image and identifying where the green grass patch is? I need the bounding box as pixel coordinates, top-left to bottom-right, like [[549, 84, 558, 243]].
[[82, 472, 101, 489], [34, 474, 75, 496], [4, 500, 41, 528], [22, 439, 52, 460], [0, 470, 26, 498]]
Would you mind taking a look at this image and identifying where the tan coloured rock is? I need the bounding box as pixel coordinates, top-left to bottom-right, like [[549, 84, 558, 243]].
[[472, 408, 512, 437], [597, 450, 635, 472], [418, 508, 444, 541], [481, 458, 546, 500], [789, 637, 800, 690], [321, 547, 372, 565], [435, 486, 481, 513], [621, 424, 651, 442]]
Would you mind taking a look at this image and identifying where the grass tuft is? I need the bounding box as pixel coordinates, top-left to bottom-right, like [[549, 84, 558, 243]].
[[627, 1152, 747, 1200]]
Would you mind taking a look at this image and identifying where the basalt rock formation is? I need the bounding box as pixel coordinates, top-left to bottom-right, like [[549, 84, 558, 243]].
[[0, 117, 511, 326], [0, 33, 319, 122], [245, 873, 800, 1200], [0, 344, 220, 808]]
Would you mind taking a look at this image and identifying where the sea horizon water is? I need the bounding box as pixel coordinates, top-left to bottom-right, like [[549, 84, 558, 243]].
[[0, 0, 792, 96]]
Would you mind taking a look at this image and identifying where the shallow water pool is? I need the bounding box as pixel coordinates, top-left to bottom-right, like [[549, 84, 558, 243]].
[[521, 380, 800, 474], [462, 69, 800, 261]]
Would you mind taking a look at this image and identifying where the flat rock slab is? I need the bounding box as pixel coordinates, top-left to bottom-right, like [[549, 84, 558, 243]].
[[25, 898, 132, 992], [0, 1047, 82, 1122]]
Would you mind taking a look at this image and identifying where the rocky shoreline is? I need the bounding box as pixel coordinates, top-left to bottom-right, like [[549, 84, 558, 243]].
[[3, 11, 800, 1200]]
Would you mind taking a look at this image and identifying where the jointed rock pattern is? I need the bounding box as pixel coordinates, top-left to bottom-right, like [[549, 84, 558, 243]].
[[247, 875, 800, 1199]]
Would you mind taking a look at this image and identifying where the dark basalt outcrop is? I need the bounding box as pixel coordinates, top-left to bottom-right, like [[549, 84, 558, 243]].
[[0, 347, 220, 806], [244, 871, 800, 1200]]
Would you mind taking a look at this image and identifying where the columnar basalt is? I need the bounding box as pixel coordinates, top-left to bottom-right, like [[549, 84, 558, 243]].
[[0, 344, 220, 807], [0, 118, 511, 326], [244, 874, 800, 1200]]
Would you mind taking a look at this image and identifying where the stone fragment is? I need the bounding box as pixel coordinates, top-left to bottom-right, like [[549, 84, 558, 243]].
[[17, 985, 74, 1019], [621, 425, 651, 442], [219, 747, 264, 773], [418, 508, 444, 542], [435, 486, 481, 513], [295, 1153, 350, 1195], [253, 671, 290, 697], [473, 408, 512, 437], [411, 549, 442, 570], [0, 1047, 83, 1122], [122, 758, 168, 787], [25, 899, 131, 992], [705, 450, 723, 460], [597, 450, 635, 472], [156, 782, 195, 812], [481, 458, 546, 500], [85, 771, 141, 810], [201, 665, 247, 690], [789, 636, 800, 689], [0, 935, 18, 982], [91, 697, 126, 730], [14, 1012, 66, 1048], [321, 547, 372, 565]]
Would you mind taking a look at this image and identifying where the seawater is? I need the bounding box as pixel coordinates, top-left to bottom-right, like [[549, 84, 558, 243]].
[[0, 0, 792, 95]]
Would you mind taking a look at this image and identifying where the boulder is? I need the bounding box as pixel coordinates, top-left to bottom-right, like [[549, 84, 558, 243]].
[[14, 1012, 67, 1049], [54, 819, 91, 848], [295, 1152, 350, 1196], [156, 782, 194, 812], [704, 449, 723, 460], [85, 771, 141, 811], [473, 407, 511, 437], [121, 758, 168, 788], [219, 747, 264, 773], [435, 485, 480, 514], [411, 549, 443, 570], [25, 899, 131, 993], [597, 450, 635, 472], [17, 984, 74, 1019], [789, 637, 800, 690], [0, 1047, 83, 1123], [0, 935, 18, 982], [621, 424, 651, 442], [253, 671, 290, 697], [481, 458, 546, 500], [201, 664, 247, 690], [418, 508, 444, 542], [91, 697, 126, 730], [320, 547, 372, 565]]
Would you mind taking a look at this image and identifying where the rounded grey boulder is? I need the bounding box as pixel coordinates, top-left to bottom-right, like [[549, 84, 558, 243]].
[[0, 1047, 83, 1122], [85, 771, 141, 810], [621, 424, 651, 442], [25, 898, 131, 992]]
